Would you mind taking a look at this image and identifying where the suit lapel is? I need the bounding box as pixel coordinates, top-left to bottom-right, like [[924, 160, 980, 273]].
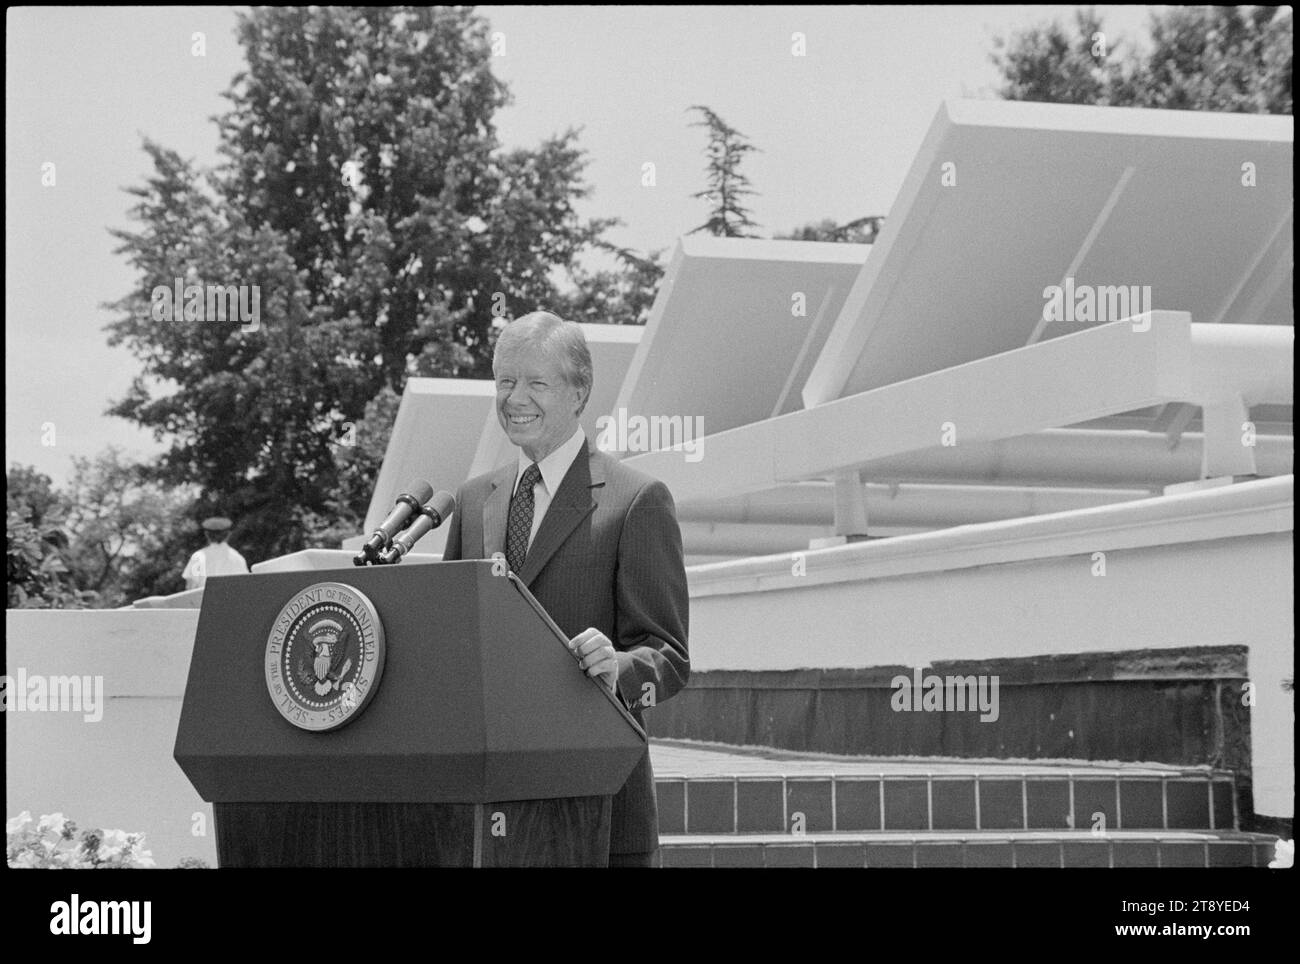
[[514, 442, 606, 587], [482, 463, 516, 558]]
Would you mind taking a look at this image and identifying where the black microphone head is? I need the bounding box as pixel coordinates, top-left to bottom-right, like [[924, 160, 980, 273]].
[[408, 479, 435, 505], [429, 490, 456, 523]]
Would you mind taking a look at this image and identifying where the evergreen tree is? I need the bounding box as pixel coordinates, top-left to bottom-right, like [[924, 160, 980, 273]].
[[686, 105, 762, 237]]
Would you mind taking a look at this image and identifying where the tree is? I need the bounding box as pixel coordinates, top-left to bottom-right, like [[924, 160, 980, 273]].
[[61, 448, 198, 607], [686, 105, 762, 237], [104, 6, 626, 562], [298, 384, 403, 546], [6, 454, 199, 609], [556, 241, 668, 327], [776, 215, 885, 244], [6, 465, 87, 609], [992, 5, 1292, 114], [990, 8, 1121, 106], [1114, 5, 1292, 114], [683, 104, 878, 246]]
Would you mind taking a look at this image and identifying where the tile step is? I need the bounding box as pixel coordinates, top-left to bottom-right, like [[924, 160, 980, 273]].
[[655, 831, 1280, 868], [654, 772, 1236, 834]]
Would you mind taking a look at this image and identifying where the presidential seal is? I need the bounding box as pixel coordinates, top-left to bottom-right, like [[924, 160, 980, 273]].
[[264, 582, 385, 731]]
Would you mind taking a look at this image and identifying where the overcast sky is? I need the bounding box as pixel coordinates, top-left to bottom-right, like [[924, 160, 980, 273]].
[[6, 5, 1159, 486]]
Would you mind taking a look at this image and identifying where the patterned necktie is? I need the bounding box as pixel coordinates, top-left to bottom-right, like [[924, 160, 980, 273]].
[[505, 462, 542, 573]]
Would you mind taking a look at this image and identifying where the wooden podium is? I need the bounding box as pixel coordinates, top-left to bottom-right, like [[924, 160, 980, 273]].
[[174, 560, 647, 867]]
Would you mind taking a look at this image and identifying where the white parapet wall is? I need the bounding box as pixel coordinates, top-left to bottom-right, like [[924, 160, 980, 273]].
[[4, 609, 215, 868]]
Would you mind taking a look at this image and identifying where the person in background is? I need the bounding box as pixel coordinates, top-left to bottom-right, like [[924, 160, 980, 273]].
[[182, 516, 250, 590]]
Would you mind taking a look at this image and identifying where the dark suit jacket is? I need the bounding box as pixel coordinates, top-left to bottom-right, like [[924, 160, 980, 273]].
[[442, 438, 690, 854]]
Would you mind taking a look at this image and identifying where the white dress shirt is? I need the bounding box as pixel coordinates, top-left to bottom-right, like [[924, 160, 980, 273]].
[[182, 542, 250, 590], [512, 426, 587, 550]]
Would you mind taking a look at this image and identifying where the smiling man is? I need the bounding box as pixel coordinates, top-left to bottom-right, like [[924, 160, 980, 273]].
[[442, 310, 690, 867]]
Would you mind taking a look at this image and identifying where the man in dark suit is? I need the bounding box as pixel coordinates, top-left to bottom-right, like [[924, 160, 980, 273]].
[[442, 311, 690, 867]]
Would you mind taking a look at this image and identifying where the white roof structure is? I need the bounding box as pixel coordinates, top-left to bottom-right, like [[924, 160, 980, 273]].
[[613, 236, 870, 439], [362, 378, 496, 536], [804, 99, 1292, 404], [619, 99, 1292, 559]]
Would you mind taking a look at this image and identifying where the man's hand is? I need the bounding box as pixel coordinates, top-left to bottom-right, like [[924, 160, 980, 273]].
[[567, 628, 619, 695]]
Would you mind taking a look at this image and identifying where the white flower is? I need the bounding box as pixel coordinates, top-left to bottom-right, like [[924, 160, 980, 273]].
[[38, 812, 68, 836], [6, 811, 33, 835], [12, 850, 43, 869], [130, 850, 157, 869], [463, 216, 487, 235], [1268, 838, 1294, 869]]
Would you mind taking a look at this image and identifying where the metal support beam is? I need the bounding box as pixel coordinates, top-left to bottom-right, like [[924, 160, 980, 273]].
[[831, 469, 869, 536], [1200, 394, 1256, 479]]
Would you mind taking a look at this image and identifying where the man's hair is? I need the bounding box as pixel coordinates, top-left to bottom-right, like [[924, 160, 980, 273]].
[[492, 310, 593, 414], [205, 530, 228, 544]]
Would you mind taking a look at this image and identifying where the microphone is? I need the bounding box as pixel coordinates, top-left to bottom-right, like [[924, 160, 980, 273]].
[[376, 491, 455, 564], [353, 480, 435, 566]]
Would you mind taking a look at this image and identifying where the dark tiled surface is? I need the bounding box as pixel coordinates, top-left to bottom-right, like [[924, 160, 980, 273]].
[[1159, 842, 1207, 867], [1026, 780, 1071, 829], [1119, 780, 1164, 830], [736, 780, 783, 833], [932, 779, 977, 830], [1073, 779, 1118, 832], [964, 842, 1014, 867], [979, 780, 1024, 830], [662, 846, 712, 867], [1014, 842, 1062, 868], [865, 843, 915, 868], [658, 833, 1275, 869], [786, 779, 834, 832], [1112, 840, 1160, 867], [687, 781, 735, 834], [1166, 781, 1211, 830], [765, 845, 815, 868], [835, 779, 881, 831], [1062, 840, 1111, 868], [1254, 842, 1276, 868], [883, 780, 930, 830], [653, 744, 1267, 870], [660, 772, 1233, 837], [1207, 841, 1253, 867], [916, 843, 964, 867], [657, 780, 685, 835], [712, 845, 765, 868], [1211, 781, 1234, 829], [815, 843, 865, 868]]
